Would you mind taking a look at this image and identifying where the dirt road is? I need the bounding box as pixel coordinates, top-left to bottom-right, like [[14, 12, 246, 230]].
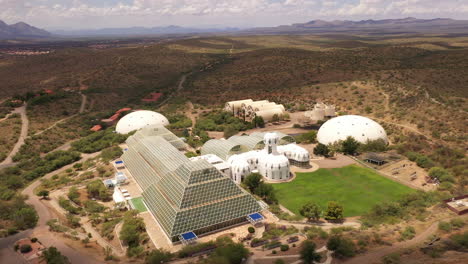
[[0, 152, 102, 264], [0, 104, 29, 166], [343, 217, 453, 264]]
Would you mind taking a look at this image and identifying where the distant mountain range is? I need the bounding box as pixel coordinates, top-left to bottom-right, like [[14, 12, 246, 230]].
[[0, 20, 51, 39], [52, 26, 240, 36], [249, 17, 468, 34], [1, 17, 468, 40]]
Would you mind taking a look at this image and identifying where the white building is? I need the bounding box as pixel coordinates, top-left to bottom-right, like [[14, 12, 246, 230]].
[[201, 132, 310, 183], [116, 110, 169, 134], [304, 102, 336, 122], [225, 99, 286, 122], [317, 115, 388, 145]]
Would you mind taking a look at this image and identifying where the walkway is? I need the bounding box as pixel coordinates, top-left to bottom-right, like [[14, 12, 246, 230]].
[[0, 104, 29, 166]]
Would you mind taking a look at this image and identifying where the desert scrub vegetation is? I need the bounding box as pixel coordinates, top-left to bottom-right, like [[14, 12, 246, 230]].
[[26, 91, 82, 134], [0, 113, 21, 162]]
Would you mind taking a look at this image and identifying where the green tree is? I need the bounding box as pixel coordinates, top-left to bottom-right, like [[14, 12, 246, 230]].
[[300, 240, 322, 264], [145, 249, 173, 264], [313, 143, 330, 157], [324, 201, 344, 221], [341, 136, 360, 155], [252, 116, 265, 128], [300, 202, 321, 222], [428, 167, 455, 183], [212, 242, 249, 264], [224, 125, 239, 138], [37, 190, 50, 199], [272, 114, 280, 122], [40, 247, 70, 264], [244, 173, 262, 192], [255, 183, 277, 204], [14, 207, 38, 229], [327, 236, 356, 259], [67, 187, 80, 204]]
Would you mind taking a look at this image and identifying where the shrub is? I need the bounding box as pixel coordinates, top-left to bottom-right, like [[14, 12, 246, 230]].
[[30, 237, 38, 243], [400, 226, 416, 241], [438, 221, 452, 233], [280, 244, 289, 251], [248, 227, 255, 234], [272, 250, 277, 254], [327, 236, 356, 259], [382, 253, 401, 264], [20, 244, 32, 253]]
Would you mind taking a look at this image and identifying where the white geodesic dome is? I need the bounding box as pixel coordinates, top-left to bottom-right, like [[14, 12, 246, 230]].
[[317, 115, 388, 145], [115, 110, 169, 134]]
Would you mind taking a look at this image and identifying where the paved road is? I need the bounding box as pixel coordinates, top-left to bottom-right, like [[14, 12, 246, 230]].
[[0, 104, 29, 166], [0, 152, 103, 264]]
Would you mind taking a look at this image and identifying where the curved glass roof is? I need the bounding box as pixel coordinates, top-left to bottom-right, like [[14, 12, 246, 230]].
[[228, 135, 264, 150], [201, 139, 248, 160]]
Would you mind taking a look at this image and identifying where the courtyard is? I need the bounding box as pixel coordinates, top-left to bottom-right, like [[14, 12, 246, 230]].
[[271, 165, 416, 217]]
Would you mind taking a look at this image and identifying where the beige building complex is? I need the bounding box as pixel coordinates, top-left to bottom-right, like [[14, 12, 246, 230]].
[[224, 99, 286, 122]]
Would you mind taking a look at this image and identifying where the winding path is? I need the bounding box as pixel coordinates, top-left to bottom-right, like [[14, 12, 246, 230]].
[[0, 104, 29, 167], [343, 216, 458, 264], [0, 152, 102, 264]]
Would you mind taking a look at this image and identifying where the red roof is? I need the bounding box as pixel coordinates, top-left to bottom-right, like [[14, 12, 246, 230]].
[[109, 113, 120, 121], [142, 92, 163, 102], [116, 107, 132, 114], [90, 125, 102, 132]]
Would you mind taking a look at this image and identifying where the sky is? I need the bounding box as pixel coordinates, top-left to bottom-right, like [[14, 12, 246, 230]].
[[1, 0, 468, 30]]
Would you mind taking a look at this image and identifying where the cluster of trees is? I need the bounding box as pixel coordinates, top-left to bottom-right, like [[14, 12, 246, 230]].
[[86, 180, 111, 201], [327, 235, 357, 259], [40, 247, 70, 264], [299, 201, 344, 222], [100, 146, 123, 163], [22, 151, 81, 181], [295, 131, 317, 144], [244, 173, 278, 204], [361, 191, 441, 227], [120, 210, 147, 257], [178, 236, 248, 264], [195, 111, 252, 132], [71, 129, 128, 153], [168, 114, 193, 129], [313, 137, 388, 158]]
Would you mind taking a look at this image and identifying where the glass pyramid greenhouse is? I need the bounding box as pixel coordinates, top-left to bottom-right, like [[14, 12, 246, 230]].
[[121, 126, 262, 242]]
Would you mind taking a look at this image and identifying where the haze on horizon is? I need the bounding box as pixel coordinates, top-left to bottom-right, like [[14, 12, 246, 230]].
[[2, 0, 468, 30]]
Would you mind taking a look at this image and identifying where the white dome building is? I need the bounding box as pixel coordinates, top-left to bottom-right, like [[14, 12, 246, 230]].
[[317, 115, 388, 145], [116, 110, 169, 134]]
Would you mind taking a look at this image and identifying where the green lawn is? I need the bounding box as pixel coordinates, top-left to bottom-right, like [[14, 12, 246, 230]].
[[272, 165, 415, 217], [130, 197, 147, 213]]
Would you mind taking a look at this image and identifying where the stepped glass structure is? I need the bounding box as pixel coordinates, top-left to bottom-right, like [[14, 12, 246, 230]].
[[121, 125, 262, 242]]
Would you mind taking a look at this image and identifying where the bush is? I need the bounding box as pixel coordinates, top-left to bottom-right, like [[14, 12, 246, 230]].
[[439, 221, 452, 232], [280, 244, 289, 251], [145, 249, 173, 264], [400, 226, 416, 241], [248, 227, 255, 234], [313, 143, 330, 157], [20, 244, 32, 253], [327, 236, 356, 259], [272, 250, 277, 254], [30, 237, 38, 243], [382, 253, 401, 264]]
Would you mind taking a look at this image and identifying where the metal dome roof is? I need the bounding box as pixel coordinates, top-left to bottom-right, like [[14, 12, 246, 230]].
[[317, 115, 388, 145], [116, 110, 169, 134]]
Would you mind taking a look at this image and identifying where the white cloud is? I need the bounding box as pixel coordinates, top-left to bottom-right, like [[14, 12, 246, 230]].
[[1, 0, 468, 29]]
